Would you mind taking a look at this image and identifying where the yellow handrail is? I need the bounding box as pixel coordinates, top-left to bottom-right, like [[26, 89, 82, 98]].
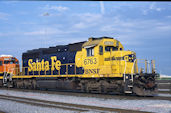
[[20, 63, 77, 76]]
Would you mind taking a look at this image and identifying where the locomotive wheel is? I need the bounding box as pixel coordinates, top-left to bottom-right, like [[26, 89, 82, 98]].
[[32, 79, 37, 90], [101, 85, 107, 94], [23, 80, 28, 89], [6, 81, 13, 88], [16, 80, 24, 88], [86, 86, 90, 93], [81, 83, 86, 92]]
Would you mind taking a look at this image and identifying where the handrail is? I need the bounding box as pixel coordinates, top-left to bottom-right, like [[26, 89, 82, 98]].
[[136, 59, 155, 74], [123, 60, 127, 83], [148, 60, 151, 73], [19, 63, 77, 76], [131, 59, 136, 82]]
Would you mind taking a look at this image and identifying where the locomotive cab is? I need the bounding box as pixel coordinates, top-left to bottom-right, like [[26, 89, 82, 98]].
[[0, 55, 20, 76], [75, 37, 138, 78]]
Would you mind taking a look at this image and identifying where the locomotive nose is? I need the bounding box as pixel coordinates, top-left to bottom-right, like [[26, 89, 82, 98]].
[[108, 50, 137, 75], [110, 50, 136, 62]]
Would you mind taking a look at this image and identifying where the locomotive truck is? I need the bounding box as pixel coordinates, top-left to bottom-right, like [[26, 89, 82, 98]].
[[0, 37, 157, 96]]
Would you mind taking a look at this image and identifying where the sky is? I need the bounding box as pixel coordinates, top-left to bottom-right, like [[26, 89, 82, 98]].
[[0, 1, 171, 76]]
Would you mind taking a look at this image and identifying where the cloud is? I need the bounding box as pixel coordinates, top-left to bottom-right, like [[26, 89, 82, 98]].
[[18, 11, 170, 47], [149, 2, 163, 11], [44, 5, 69, 12], [22, 26, 80, 36], [0, 32, 19, 37], [73, 22, 87, 29], [156, 25, 171, 31], [1, 1, 18, 4], [100, 1, 105, 14], [100, 16, 136, 33], [166, 16, 171, 18], [39, 5, 69, 17], [98, 16, 171, 47], [71, 13, 102, 30], [0, 28, 60, 37], [24, 31, 47, 36], [75, 13, 102, 22], [0, 12, 9, 20], [142, 2, 164, 15], [23, 28, 62, 36], [101, 17, 171, 33]]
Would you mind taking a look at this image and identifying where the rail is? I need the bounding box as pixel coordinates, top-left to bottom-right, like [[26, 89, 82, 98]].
[[157, 79, 171, 93], [0, 93, 148, 113]]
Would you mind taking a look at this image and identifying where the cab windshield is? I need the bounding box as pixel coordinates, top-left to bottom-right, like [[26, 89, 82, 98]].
[[105, 46, 118, 52], [4, 60, 17, 64]]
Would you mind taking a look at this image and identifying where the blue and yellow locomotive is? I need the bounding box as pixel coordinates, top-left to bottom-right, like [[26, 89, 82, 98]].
[[0, 37, 157, 96]]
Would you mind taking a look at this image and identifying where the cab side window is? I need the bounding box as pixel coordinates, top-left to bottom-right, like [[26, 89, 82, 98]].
[[87, 47, 94, 56], [0, 61, 2, 66], [4, 61, 9, 64], [99, 46, 103, 55], [15, 61, 19, 64], [105, 46, 118, 52]]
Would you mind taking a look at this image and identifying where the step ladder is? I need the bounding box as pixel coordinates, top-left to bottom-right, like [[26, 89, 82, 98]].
[[124, 74, 133, 94], [3, 72, 8, 86], [123, 59, 136, 94]]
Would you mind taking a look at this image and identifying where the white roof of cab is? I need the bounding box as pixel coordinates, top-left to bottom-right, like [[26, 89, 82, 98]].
[[0, 55, 13, 57]]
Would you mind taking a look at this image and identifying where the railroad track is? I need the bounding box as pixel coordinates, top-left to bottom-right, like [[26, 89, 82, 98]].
[[0, 93, 148, 113], [1, 88, 171, 101], [157, 80, 171, 93]]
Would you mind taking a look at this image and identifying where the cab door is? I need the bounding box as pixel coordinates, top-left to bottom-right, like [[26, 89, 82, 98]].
[[99, 46, 112, 75], [103, 46, 112, 65], [98, 45, 104, 66]]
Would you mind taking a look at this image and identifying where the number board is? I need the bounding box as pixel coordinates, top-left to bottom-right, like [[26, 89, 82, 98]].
[[104, 41, 114, 45], [84, 58, 97, 65]]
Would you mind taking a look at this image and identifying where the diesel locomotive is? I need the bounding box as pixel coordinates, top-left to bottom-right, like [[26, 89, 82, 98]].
[[0, 37, 157, 96]]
